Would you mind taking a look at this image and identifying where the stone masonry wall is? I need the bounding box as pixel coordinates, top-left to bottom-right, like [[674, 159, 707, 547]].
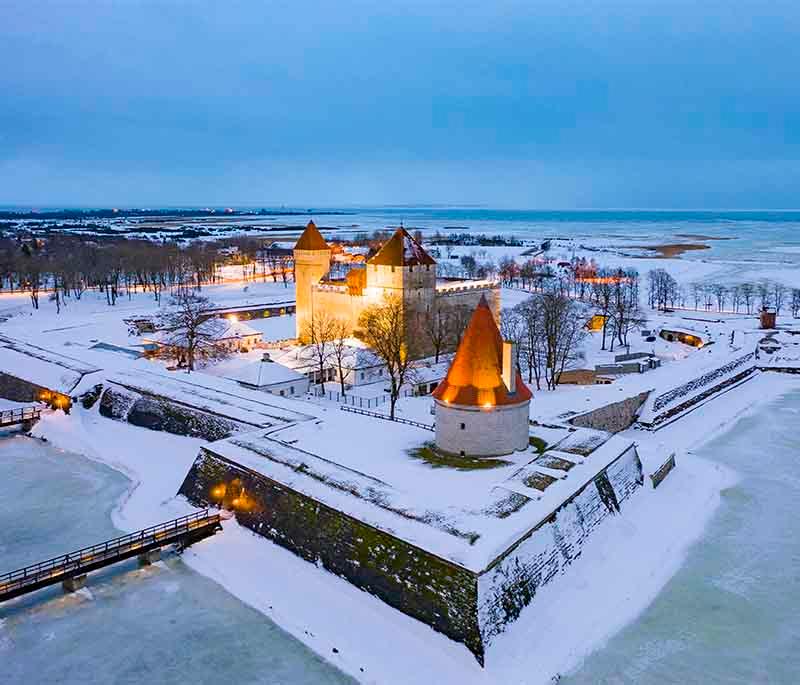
[[99, 385, 245, 441], [569, 391, 650, 433], [0, 372, 46, 403], [477, 445, 644, 646], [178, 449, 485, 662]]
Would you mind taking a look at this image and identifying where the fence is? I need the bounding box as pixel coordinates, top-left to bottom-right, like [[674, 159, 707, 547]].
[[316, 387, 412, 409], [339, 405, 435, 431]]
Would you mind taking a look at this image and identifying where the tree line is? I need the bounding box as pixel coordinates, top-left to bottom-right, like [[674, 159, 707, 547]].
[[0, 234, 292, 312], [647, 269, 800, 316]]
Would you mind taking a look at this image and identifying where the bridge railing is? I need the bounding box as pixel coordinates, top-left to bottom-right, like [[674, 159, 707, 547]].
[[0, 407, 41, 425], [0, 509, 218, 593]]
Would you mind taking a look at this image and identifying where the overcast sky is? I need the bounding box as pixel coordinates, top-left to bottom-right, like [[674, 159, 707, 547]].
[[2, 1, 799, 208]]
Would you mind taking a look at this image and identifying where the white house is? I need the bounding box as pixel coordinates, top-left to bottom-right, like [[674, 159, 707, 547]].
[[144, 319, 263, 358], [223, 354, 309, 398]]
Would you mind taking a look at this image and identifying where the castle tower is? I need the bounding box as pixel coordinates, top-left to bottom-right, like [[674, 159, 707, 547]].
[[432, 296, 532, 457], [363, 228, 437, 349], [365, 227, 437, 300], [293, 220, 331, 342]]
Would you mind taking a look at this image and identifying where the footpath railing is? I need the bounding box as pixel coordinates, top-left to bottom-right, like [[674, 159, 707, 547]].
[[317, 387, 412, 409], [340, 405, 435, 431], [0, 407, 41, 427], [0, 509, 221, 603]]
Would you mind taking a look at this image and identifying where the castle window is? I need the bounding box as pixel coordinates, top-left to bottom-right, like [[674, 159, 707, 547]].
[[460, 422, 465, 430], [409, 265, 413, 272]]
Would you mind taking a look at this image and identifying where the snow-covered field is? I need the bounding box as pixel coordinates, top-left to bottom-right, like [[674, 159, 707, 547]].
[[3, 231, 800, 683], [24, 372, 800, 684]]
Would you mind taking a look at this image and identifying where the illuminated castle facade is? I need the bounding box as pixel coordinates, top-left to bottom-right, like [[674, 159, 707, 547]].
[[294, 221, 500, 349]]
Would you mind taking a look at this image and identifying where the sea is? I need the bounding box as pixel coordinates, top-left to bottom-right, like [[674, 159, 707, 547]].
[[240, 208, 800, 264]]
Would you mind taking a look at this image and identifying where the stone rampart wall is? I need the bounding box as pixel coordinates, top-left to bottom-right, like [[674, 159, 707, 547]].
[[178, 449, 485, 662], [477, 445, 644, 646], [99, 385, 245, 441], [569, 391, 650, 433], [0, 372, 47, 403]]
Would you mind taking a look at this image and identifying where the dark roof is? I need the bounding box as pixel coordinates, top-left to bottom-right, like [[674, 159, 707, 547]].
[[432, 297, 532, 407], [294, 220, 330, 251], [367, 228, 436, 267]]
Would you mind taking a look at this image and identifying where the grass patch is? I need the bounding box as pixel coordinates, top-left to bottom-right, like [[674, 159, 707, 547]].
[[408, 443, 511, 471], [529, 436, 548, 454]]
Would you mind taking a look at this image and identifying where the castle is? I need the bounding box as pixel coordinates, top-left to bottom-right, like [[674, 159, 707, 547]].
[[294, 221, 500, 351]]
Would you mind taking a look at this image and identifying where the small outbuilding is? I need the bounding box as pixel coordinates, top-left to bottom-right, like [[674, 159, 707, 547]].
[[223, 354, 309, 398]]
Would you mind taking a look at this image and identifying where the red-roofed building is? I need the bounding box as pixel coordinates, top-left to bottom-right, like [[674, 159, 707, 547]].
[[433, 296, 532, 457]]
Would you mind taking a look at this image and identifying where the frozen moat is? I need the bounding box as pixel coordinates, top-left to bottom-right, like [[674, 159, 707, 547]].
[[565, 388, 800, 683], [0, 436, 354, 685]]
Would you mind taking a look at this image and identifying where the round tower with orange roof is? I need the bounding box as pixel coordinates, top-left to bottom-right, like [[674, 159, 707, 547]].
[[432, 296, 532, 457]]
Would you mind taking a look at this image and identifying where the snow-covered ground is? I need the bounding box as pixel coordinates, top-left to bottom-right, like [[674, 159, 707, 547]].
[[20, 369, 798, 684], [4, 232, 800, 683]]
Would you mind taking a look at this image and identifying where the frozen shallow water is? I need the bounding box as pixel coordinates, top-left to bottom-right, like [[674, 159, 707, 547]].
[[564, 389, 800, 684], [0, 436, 353, 685]]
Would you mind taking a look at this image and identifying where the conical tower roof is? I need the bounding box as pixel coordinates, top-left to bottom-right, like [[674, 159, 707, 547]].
[[433, 296, 532, 407], [294, 220, 330, 251], [367, 227, 436, 267]]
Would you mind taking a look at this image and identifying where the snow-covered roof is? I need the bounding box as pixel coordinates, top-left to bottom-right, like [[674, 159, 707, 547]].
[[107, 366, 319, 426], [367, 228, 436, 267], [0, 336, 102, 394], [433, 296, 532, 407], [223, 358, 306, 388], [271, 341, 383, 372], [146, 319, 262, 346], [293, 220, 330, 251]]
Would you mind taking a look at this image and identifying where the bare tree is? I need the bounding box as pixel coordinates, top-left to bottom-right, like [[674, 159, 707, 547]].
[[757, 281, 771, 310], [773, 283, 787, 315], [590, 269, 614, 350], [421, 302, 460, 363], [541, 292, 588, 390], [610, 271, 645, 350], [358, 295, 419, 419], [155, 292, 228, 372], [302, 309, 339, 392], [741, 282, 755, 314], [792, 289, 800, 318], [328, 318, 352, 396], [514, 297, 547, 390], [730, 285, 742, 313], [711, 284, 728, 313], [648, 269, 678, 311]]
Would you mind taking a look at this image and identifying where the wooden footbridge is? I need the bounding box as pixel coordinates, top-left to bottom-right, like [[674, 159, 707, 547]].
[[0, 406, 41, 431], [0, 509, 221, 603]]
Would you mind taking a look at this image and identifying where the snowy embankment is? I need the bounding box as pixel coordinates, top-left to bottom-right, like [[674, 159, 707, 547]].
[[27, 372, 800, 684]]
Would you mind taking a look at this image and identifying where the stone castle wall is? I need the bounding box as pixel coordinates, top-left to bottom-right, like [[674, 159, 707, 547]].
[[0, 372, 47, 403], [99, 385, 246, 441], [178, 448, 485, 662], [569, 391, 650, 433], [477, 444, 644, 645]]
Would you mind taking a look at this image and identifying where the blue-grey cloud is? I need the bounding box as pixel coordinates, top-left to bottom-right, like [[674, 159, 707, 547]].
[[2, 1, 799, 207]]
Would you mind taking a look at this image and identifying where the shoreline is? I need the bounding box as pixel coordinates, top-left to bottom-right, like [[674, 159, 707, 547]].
[[18, 372, 800, 684], [628, 242, 712, 258]]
